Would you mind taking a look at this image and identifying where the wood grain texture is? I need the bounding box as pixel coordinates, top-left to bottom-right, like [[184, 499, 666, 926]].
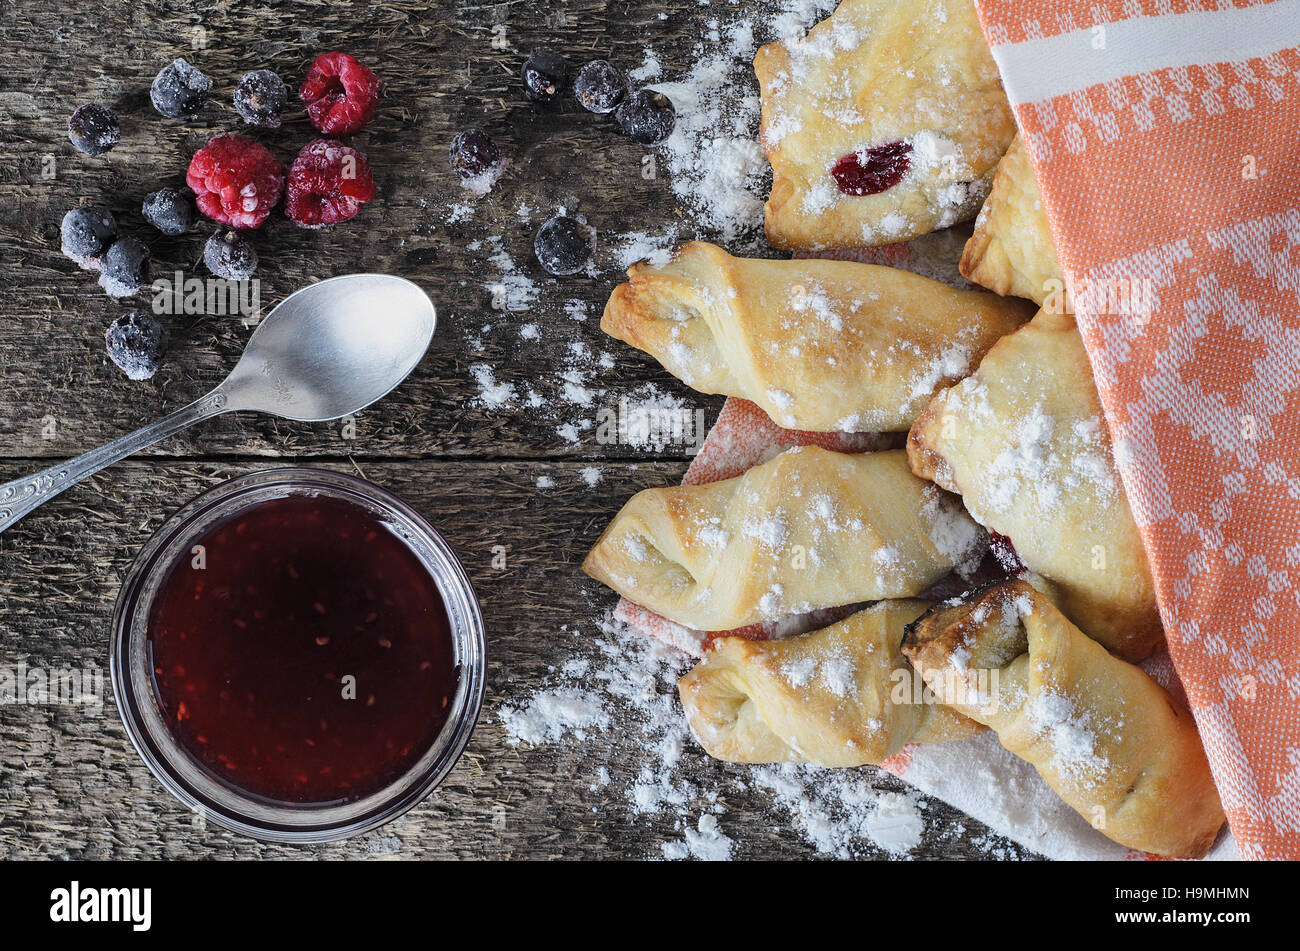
[[0, 0, 1037, 859]]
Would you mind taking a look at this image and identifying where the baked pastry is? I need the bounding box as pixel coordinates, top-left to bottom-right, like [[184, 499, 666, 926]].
[[678, 599, 983, 766], [902, 581, 1225, 858], [959, 134, 1065, 307], [583, 446, 984, 632], [602, 241, 1034, 432], [755, 0, 1016, 250], [907, 307, 1161, 660]]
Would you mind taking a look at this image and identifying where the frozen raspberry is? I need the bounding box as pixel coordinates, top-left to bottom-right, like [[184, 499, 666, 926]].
[[186, 135, 285, 229], [285, 139, 376, 228], [832, 141, 912, 196], [299, 52, 380, 136]]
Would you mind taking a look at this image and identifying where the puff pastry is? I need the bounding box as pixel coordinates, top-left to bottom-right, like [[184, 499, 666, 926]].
[[602, 241, 1034, 432], [960, 134, 1065, 307], [678, 599, 983, 766], [755, 0, 1016, 250], [902, 581, 1224, 858], [907, 308, 1161, 660], [582, 446, 985, 632]]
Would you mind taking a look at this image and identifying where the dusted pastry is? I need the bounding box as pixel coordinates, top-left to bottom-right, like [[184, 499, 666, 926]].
[[755, 0, 1015, 250], [902, 581, 1225, 858], [907, 308, 1161, 661], [960, 134, 1065, 307], [583, 446, 985, 632], [679, 599, 983, 766], [602, 241, 1033, 433]]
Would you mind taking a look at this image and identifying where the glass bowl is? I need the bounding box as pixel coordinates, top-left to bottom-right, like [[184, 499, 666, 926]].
[[110, 468, 485, 843]]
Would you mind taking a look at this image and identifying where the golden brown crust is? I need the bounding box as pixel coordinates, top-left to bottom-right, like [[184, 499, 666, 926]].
[[906, 308, 1162, 660], [902, 581, 1225, 858], [678, 600, 983, 766], [756, 0, 1016, 250], [959, 134, 1066, 306], [582, 446, 985, 632], [601, 241, 1033, 433]]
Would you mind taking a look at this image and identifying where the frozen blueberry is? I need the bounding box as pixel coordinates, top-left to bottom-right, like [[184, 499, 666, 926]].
[[150, 58, 213, 119], [233, 69, 287, 128], [449, 128, 506, 194], [615, 89, 676, 146], [574, 60, 628, 114], [534, 215, 595, 276], [60, 206, 118, 269], [203, 230, 258, 280], [98, 236, 150, 298], [67, 104, 120, 155], [105, 312, 168, 381], [522, 48, 567, 103], [142, 188, 193, 236]]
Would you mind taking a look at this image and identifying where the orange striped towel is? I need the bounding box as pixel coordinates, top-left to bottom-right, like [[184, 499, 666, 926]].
[[972, 0, 1300, 859]]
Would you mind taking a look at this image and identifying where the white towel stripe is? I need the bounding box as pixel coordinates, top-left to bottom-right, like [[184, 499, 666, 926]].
[[990, 0, 1300, 106]]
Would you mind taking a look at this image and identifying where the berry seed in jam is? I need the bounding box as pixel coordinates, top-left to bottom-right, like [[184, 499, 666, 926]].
[[831, 140, 913, 196], [146, 493, 458, 806]]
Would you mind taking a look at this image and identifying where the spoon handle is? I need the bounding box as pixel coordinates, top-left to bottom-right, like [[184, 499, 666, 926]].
[[0, 388, 230, 535]]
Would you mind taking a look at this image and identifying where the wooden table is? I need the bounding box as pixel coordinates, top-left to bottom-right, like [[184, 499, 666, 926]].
[[0, 0, 1035, 859]]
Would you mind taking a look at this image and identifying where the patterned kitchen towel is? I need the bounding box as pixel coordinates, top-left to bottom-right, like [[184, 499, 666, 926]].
[[973, 0, 1300, 860]]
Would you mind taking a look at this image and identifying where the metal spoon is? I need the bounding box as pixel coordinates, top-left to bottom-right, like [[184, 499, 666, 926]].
[[0, 274, 436, 534]]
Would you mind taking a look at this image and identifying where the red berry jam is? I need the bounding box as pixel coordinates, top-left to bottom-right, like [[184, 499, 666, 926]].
[[831, 140, 913, 196], [146, 494, 458, 806]]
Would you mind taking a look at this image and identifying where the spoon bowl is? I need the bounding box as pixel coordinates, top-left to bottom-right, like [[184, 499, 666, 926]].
[[0, 273, 436, 533], [223, 274, 436, 421]]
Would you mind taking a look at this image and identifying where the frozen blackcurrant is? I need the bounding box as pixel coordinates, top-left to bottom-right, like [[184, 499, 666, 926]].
[[522, 48, 567, 103], [203, 230, 258, 280], [105, 311, 168, 381], [67, 104, 120, 155], [98, 236, 150, 298], [142, 188, 194, 236], [534, 215, 595, 276], [60, 206, 118, 269], [615, 89, 676, 146], [449, 128, 506, 194], [234, 69, 288, 128], [151, 58, 213, 119], [574, 60, 628, 114]]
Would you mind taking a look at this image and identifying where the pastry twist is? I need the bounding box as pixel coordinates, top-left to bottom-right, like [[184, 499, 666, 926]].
[[603, 241, 1032, 433], [679, 599, 984, 766], [583, 446, 985, 632], [902, 580, 1225, 858], [908, 307, 1162, 660]]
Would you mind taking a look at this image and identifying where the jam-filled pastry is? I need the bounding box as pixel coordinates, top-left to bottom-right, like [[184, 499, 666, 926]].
[[903, 581, 1225, 858], [755, 0, 1015, 250], [960, 134, 1065, 307], [583, 446, 984, 632], [907, 308, 1161, 661], [602, 241, 1033, 433], [678, 599, 984, 766]]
